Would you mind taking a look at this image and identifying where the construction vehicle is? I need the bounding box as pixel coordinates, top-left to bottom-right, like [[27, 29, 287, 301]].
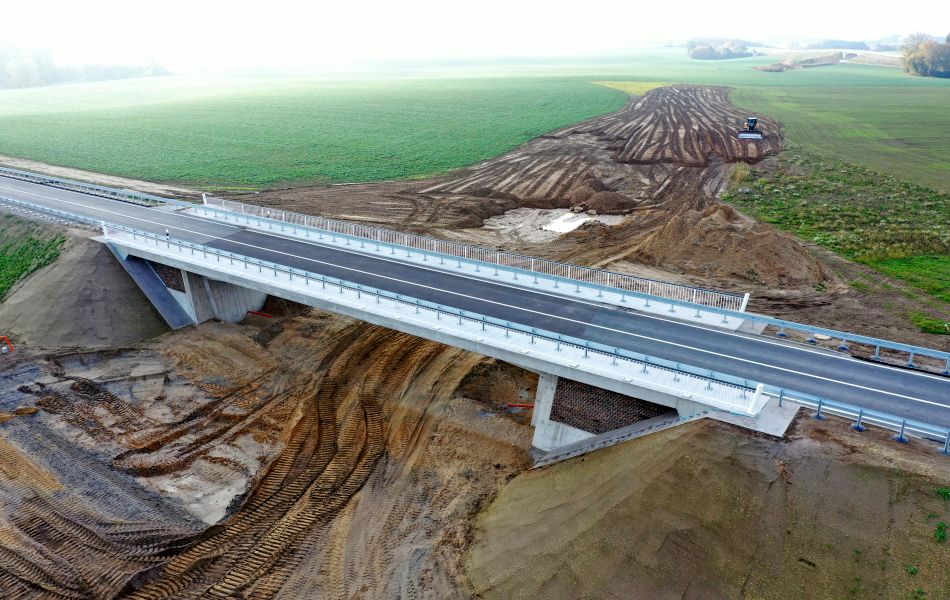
[[738, 117, 763, 140], [0, 336, 13, 355]]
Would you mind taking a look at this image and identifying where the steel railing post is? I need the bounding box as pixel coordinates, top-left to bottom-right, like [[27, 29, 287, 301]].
[[853, 409, 866, 432], [895, 420, 909, 443]]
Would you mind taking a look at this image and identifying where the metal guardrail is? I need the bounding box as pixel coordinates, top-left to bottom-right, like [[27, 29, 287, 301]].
[[7, 164, 943, 373], [0, 165, 190, 208], [0, 164, 750, 311], [0, 192, 760, 408], [768, 387, 950, 454], [2, 193, 948, 452], [105, 226, 763, 412], [198, 198, 950, 373], [203, 196, 751, 312]]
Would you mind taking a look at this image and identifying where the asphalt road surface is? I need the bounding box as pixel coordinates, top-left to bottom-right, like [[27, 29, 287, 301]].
[[2, 175, 948, 429]]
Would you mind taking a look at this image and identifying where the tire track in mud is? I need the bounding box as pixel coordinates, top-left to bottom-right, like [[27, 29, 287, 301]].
[[119, 324, 457, 599]]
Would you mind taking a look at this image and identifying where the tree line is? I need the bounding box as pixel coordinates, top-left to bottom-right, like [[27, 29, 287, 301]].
[[901, 33, 950, 78], [0, 45, 167, 89], [686, 38, 756, 60]]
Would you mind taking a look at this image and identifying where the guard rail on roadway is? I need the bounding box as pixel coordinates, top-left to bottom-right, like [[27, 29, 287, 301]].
[[766, 386, 950, 454], [202, 196, 752, 312], [196, 197, 950, 374], [0, 165, 187, 208], [0, 192, 763, 411], [0, 165, 754, 312], [3, 165, 945, 376], [101, 224, 765, 416], [3, 194, 948, 453]]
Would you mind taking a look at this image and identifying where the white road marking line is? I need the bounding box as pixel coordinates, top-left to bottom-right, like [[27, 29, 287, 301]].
[[4, 184, 949, 411], [10, 176, 944, 384], [201, 209, 950, 384]]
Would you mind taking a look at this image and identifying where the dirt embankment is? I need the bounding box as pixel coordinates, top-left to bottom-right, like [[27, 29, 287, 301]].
[[0, 305, 534, 599], [243, 85, 828, 291], [467, 416, 950, 600], [0, 227, 168, 351], [241, 84, 945, 345]]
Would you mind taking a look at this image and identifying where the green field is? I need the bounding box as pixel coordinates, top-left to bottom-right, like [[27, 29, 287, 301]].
[[732, 83, 950, 192], [0, 214, 65, 299], [724, 149, 949, 330], [0, 49, 947, 190], [0, 77, 628, 188]]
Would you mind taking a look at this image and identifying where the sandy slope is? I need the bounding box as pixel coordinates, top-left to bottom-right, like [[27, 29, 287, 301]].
[[467, 417, 950, 599]]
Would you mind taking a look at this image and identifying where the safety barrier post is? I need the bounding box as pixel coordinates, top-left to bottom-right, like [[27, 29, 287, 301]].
[[895, 420, 909, 443], [852, 409, 866, 432]]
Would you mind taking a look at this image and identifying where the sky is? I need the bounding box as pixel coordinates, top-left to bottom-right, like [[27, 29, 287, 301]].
[[3, 0, 949, 70]]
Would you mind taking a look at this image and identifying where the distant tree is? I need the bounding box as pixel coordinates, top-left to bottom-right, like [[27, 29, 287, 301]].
[[902, 32, 950, 77], [0, 43, 167, 89], [687, 39, 752, 60], [928, 42, 950, 77]]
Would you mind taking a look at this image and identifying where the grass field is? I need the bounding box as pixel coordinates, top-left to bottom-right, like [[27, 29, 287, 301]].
[[0, 214, 65, 299], [0, 49, 947, 190], [724, 149, 949, 331], [732, 84, 950, 192], [0, 77, 627, 188]]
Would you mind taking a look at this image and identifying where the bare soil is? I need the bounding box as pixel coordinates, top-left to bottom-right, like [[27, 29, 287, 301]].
[[0, 307, 534, 599], [467, 415, 950, 600], [242, 84, 940, 347], [0, 228, 168, 351]]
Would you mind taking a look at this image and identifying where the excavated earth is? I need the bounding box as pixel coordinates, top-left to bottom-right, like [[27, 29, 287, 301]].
[[1, 84, 948, 599], [0, 308, 534, 599]]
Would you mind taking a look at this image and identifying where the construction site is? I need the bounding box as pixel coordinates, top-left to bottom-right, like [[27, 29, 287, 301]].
[[1, 84, 949, 599]]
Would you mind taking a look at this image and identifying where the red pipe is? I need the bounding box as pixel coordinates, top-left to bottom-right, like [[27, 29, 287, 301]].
[[0, 336, 13, 353], [246, 311, 275, 319], [507, 403, 535, 409]]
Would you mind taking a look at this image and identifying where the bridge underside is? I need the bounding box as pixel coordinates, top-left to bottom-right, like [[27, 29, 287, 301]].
[[107, 241, 796, 461], [108, 243, 267, 327]]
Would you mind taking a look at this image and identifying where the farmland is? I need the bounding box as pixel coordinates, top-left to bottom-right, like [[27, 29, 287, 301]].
[[0, 49, 947, 190], [0, 77, 627, 188], [723, 149, 949, 331], [733, 83, 950, 192]]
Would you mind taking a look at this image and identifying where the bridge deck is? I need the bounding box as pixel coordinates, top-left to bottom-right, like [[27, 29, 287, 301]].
[[1, 175, 948, 429]]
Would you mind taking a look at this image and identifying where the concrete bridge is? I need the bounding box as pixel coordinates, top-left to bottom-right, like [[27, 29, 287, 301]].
[[1, 166, 948, 458]]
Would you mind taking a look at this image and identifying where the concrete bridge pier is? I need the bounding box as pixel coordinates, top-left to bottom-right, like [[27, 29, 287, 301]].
[[179, 271, 268, 324], [106, 243, 266, 328], [530, 373, 704, 452]]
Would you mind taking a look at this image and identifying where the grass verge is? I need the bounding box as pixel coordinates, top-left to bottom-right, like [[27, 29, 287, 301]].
[[0, 214, 66, 300], [723, 149, 949, 333]]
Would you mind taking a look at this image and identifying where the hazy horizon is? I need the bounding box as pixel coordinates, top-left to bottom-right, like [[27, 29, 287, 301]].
[[2, 0, 948, 72]]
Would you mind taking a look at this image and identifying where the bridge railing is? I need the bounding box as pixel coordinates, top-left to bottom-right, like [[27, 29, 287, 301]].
[[3, 193, 948, 449], [765, 386, 950, 454], [196, 199, 950, 373], [95, 224, 765, 416], [0, 165, 187, 208], [201, 196, 751, 312], [3, 164, 947, 372]]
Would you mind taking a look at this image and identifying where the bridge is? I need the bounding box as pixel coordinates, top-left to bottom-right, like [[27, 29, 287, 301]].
[[1, 166, 948, 458]]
